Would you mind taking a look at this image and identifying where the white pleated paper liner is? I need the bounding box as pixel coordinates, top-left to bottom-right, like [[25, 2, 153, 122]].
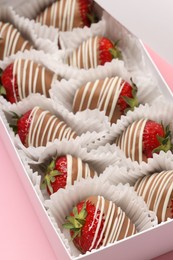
[[18, 139, 127, 202], [0, 6, 61, 56], [50, 58, 163, 127], [1, 93, 110, 152], [8, 0, 104, 48], [94, 101, 173, 170], [45, 177, 157, 258]]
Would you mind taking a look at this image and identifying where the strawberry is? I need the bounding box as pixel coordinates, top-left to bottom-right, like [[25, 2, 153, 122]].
[[118, 78, 138, 114], [41, 156, 68, 195], [35, 0, 97, 31], [16, 110, 32, 145], [10, 107, 77, 147], [68, 36, 122, 69], [63, 196, 136, 254], [78, 0, 97, 27], [73, 76, 138, 124], [63, 199, 105, 253], [0, 59, 57, 103], [143, 120, 172, 158], [0, 64, 19, 103], [41, 155, 97, 195], [99, 38, 122, 65], [115, 119, 173, 163]]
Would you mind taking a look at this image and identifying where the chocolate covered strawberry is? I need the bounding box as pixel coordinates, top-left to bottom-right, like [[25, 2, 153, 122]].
[[67, 35, 122, 69], [63, 195, 136, 254], [0, 59, 58, 103], [0, 22, 33, 60], [35, 0, 97, 31], [12, 106, 77, 147], [73, 76, 138, 124], [115, 119, 172, 163], [41, 154, 97, 194]]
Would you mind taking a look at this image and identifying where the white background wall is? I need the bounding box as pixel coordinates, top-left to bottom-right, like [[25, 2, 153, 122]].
[[96, 0, 173, 65]]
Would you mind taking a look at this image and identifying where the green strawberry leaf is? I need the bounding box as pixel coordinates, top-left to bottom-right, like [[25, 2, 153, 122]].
[[0, 85, 6, 96]]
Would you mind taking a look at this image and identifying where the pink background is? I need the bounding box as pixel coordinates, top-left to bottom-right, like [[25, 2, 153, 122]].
[[0, 48, 173, 260]]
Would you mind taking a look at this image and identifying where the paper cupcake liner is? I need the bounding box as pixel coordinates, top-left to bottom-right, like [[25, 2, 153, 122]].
[[50, 58, 162, 131], [45, 177, 157, 258], [19, 139, 127, 202], [110, 102, 173, 139], [9, 0, 104, 49], [1, 93, 110, 152], [0, 6, 61, 56]]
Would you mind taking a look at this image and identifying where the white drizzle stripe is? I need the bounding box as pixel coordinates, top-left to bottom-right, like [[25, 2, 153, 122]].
[[96, 201, 113, 248], [20, 40, 28, 52], [102, 202, 115, 246], [51, 121, 64, 141], [46, 117, 57, 142], [32, 110, 49, 146], [135, 170, 173, 221], [16, 59, 22, 100], [3, 24, 13, 58], [118, 119, 147, 162], [69, 36, 99, 69], [39, 115, 56, 146], [86, 80, 99, 109], [108, 78, 124, 121], [22, 59, 29, 98], [11, 31, 20, 55], [12, 60, 18, 103], [114, 212, 126, 241], [103, 78, 119, 112], [33, 67, 39, 93], [77, 158, 83, 181], [98, 78, 113, 110], [29, 60, 34, 95], [89, 196, 104, 250], [41, 67, 47, 96], [154, 173, 173, 218], [78, 82, 90, 111], [6, 28, 17, 56], [97, 77, 109, 105]]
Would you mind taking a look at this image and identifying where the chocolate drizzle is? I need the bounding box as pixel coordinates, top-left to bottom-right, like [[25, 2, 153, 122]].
[[73, 76, 124, 123], [26, 107, 77, 147], [0, 22, 33, 60], [134, 170, 173, 223]]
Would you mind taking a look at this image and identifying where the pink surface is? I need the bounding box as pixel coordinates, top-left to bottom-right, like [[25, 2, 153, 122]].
[[0, 49, 173, 260]]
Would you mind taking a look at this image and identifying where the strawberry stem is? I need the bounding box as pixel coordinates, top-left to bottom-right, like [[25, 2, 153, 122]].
[[63, 202, 87, 240], [41, 159, 62, 194], [152, 124, 173, 154], [123, 78, 139, 113]]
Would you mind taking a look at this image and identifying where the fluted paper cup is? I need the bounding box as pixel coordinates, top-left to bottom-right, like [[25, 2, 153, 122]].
[[45, 177, 157, 257]]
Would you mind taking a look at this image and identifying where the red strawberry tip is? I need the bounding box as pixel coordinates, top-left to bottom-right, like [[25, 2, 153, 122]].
[[41, 159, 62, 194], [153, 123, 173, 154], [123, 78, 139, 114], [63, 202, 87, 240]]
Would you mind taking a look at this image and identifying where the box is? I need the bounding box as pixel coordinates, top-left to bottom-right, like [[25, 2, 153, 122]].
[[0, 1, 173, 259]]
